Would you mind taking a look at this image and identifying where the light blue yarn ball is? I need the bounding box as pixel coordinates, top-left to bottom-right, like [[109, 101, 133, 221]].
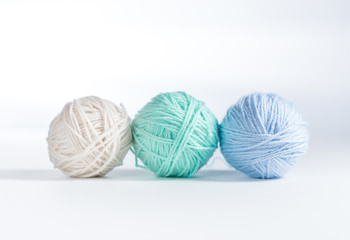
[[219, 93, 309, 179], [131, 91, 219, 177]]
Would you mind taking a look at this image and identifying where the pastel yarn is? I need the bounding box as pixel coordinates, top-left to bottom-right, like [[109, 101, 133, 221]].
[[131, 91, 219, 177], [47, 96, 132, 178], [219, 93, 309, 179]]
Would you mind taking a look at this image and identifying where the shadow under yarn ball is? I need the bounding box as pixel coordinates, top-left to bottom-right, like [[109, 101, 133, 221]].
[[219, 93, 309, 179], [131, 91, 219, 177], [47, 96, 132, 178]]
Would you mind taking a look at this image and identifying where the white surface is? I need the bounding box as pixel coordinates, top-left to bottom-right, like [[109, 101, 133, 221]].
[[1, 168, 349, 240], [0, 135, 350, 240], [0, 0, 349, 239]]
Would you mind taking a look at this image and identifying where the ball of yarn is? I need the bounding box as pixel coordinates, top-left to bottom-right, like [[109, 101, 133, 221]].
[[131, 91, 219, 177], [47, 96, 132, 178], [219, 93, 309, 179]]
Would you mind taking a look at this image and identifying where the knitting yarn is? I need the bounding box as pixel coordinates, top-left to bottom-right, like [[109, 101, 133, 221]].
[[131, 91, 219, 177], [219, 93, 309, 179], [47, 96, 132, 178]]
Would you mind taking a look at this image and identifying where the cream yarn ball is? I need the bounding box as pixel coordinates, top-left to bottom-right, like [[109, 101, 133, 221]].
[[47, 96, 132, 178]]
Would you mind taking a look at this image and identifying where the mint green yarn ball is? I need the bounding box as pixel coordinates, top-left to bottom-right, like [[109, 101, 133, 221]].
[[131, 91, 219, 177]]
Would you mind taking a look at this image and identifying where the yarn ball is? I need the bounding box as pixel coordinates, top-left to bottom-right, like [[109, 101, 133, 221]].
[[47, 96, 132, 178], [219, 93, 309, 179], [131, 91, 219, 177]]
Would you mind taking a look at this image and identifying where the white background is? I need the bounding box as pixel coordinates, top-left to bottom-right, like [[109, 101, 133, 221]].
[[0, 0, 349, 239]]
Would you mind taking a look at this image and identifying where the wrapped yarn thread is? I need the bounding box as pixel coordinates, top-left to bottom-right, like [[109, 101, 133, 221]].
[[47, 96, 132, 178], [219, 93, 309, 179], [131, 91, 219, 177]]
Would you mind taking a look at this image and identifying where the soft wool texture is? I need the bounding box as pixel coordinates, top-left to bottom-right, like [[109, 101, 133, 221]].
[[47, 96, 132, 178], [220, 93, 309, 179], [131, 91, 219, 177]]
